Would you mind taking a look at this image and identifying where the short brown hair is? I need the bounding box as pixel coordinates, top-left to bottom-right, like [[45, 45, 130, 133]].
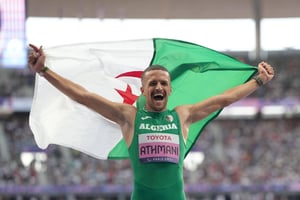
[[141, 65, 170, 82]]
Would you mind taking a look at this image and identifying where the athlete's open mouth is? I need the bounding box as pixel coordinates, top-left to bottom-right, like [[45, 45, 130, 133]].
[[153, 93, 164, 101]]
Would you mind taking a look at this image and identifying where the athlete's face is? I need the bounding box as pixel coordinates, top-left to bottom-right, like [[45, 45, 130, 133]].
[[141, 69, 172, 112]]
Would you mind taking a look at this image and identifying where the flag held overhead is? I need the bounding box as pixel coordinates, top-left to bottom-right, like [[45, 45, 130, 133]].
[[29, 38, 257, 160]]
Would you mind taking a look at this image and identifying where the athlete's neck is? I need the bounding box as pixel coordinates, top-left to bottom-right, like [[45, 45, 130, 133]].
[[143, 106, 166, 113]]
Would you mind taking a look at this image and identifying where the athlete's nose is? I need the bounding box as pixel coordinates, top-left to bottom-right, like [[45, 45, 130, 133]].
[[155, 82, 163, 90]]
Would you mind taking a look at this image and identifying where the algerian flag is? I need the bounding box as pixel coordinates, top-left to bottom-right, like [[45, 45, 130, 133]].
[[29, 38, 257, 160]]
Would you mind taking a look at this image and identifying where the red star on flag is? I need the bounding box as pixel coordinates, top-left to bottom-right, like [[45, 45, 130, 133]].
[[115, 84, 139, 105]]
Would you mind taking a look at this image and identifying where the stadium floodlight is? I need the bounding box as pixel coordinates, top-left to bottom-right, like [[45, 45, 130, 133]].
[[219, 106, 258, 119], [261, 105, 286, 118]]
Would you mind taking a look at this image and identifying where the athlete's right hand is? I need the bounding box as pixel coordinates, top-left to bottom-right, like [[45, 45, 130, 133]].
[[28, 44, 45, 73]]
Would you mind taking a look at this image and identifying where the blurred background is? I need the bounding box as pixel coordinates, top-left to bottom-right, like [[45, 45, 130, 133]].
[[0, 0, 300, 199]]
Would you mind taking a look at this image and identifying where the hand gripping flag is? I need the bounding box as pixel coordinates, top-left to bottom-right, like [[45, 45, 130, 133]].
[[29, 38, 257, 159]]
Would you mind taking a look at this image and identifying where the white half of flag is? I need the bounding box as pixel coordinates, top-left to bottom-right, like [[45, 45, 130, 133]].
[[30, 39, 154, 159]]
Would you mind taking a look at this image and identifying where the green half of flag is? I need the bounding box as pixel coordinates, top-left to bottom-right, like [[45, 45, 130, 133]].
[[108, 38, 257, 159]]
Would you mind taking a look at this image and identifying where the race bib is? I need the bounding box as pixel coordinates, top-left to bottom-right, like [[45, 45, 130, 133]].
[[139, 133, 179, 163]]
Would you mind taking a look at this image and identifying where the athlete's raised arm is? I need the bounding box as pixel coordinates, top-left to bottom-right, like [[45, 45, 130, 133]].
[[28, 44, 136, 141]]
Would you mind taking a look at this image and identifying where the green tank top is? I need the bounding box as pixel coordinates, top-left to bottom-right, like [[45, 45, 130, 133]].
[[128, 109, 186, 200]]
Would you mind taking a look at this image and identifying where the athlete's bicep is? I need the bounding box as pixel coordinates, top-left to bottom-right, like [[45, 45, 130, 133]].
[[185, 95, 228, 124]]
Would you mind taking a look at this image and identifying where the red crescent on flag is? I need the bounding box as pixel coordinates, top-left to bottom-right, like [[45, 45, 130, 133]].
[[115, 71, 143, 79]]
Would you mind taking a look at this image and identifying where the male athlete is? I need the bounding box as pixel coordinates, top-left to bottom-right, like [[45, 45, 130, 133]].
[[28, 44, 274, 200]]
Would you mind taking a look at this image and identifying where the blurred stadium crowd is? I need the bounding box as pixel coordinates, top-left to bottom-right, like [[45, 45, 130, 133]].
[[0, 51, 300, 199]]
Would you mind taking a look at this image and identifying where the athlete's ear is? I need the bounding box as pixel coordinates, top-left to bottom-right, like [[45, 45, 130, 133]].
[[168, 86, 172, 96], [140, 86, 144, 95]]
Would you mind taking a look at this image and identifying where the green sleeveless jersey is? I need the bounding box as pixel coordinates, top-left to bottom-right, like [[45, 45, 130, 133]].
[[128, 109, 186, 200]]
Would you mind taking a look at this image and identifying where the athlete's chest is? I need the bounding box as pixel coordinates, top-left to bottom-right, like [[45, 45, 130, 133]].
[[136, 111, 181, 163]]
